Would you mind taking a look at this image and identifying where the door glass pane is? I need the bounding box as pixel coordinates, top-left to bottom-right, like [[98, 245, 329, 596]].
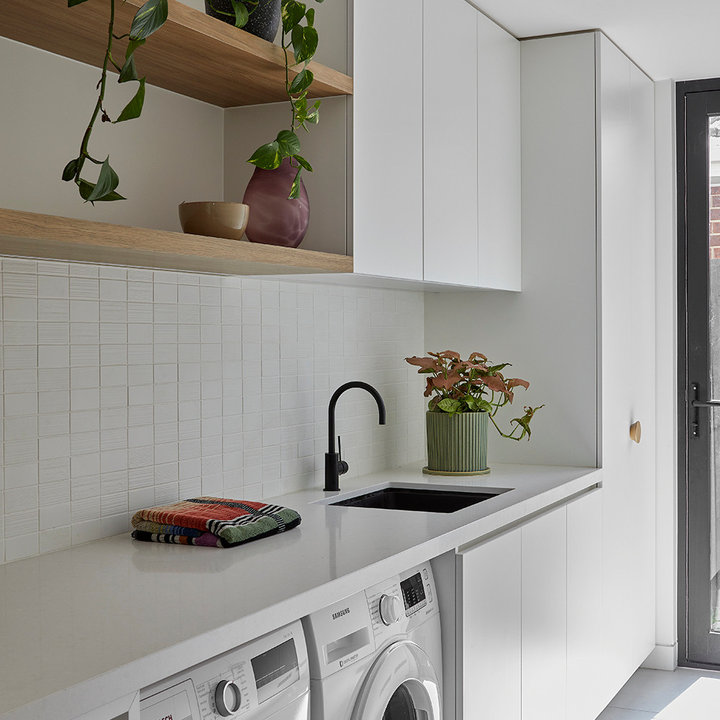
[[709, 115, 720, 631], [382, 684, 427, 720]]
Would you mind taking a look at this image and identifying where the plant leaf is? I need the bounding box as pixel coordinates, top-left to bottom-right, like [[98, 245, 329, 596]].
[[293, 153, 313, 172], [114, 79, 146, 122], [437, 398, 461, 414], [276, 129, 301, 157], [282, 0, 306, 33], [288, 167, 302, 199], [305, 8, 314, 26], [296, 26, 318, 62], [118, 55, 138, 83], [289, 68, 313, 95], [130, 0, 169, 40], [62, 158, 79, 182], [291, 25, 305, 58], [248, 141, 281, 169], [230, 0, 249, 27], [85, 157, 120, 202], [78, 179, 125, 203]]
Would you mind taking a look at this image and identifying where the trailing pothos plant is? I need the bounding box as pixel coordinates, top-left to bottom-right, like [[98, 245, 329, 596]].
[[405, 351, 545, 441], [244, 0, 323, 198], [62, 0, 169, 203]]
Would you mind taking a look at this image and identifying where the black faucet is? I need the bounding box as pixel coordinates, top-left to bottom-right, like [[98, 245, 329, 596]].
[[325, 381, 386, 491]]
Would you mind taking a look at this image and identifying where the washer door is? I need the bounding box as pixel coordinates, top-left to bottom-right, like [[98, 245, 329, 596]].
[[351, 641, 441, 720]]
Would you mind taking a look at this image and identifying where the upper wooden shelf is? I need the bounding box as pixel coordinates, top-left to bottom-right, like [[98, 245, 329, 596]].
[[0, 209, 353, 276], [0, 0, 353, 108]]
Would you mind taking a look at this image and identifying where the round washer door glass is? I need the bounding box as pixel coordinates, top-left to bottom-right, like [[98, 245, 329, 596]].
[[351, 641, 440, 720]]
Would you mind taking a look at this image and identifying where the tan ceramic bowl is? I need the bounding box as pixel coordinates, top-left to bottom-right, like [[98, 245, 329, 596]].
[[178, 201, 250, 241]]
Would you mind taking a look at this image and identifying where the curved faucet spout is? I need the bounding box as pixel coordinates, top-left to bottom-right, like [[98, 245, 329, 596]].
[[325, 381, 386, 491]]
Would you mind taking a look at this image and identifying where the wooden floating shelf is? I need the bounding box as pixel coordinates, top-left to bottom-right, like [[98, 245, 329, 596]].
[[0, 0, 353, 107], [0, 209, 353, 276]]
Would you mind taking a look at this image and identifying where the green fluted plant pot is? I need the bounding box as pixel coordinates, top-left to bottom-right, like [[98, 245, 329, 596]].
[[424, 411, 490, 476]]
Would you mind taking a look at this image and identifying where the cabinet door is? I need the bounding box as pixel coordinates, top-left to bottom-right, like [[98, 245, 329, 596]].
[[423, 0, 478, 286], [598, 34, 656, 699], [457, 527, 522, 720], [477, 12, 521, 290], [353, 0, 423, 280], [566, 489, 605, 720], [522, 504, 567, 720]]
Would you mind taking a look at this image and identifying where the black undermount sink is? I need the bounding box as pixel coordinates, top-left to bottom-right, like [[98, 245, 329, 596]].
[[329, 486, 511, 514]]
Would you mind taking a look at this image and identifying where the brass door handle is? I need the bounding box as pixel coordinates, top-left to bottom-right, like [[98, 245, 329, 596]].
[[630, 421, 642, 444]]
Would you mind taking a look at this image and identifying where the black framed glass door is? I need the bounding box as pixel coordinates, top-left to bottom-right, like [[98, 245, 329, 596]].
[[678, 79, 720, 667]]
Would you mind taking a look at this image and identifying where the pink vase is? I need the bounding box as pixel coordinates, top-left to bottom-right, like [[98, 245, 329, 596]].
[[242, 158, 310, 248]]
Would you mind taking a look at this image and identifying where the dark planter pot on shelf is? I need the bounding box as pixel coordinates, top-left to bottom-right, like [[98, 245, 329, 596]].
[[242, 158, 310, 248], [204, 0, 281, 42]]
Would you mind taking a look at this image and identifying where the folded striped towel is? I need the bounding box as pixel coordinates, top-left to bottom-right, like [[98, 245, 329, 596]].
[[130, 497, 301, 548]]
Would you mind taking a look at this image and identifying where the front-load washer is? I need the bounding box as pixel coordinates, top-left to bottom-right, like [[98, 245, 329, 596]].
[[303, 561, 442, 720], [139, 620, 309, 720]]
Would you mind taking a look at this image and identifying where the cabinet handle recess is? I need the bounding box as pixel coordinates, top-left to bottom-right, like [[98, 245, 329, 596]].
[[629, 421, 641, 444]]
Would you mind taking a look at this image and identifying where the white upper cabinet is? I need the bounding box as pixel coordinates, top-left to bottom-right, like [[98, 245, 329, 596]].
[[352, 0, 521, 289], [352, 0, 424, 280], [422, 0, 479, 286], [476, 11, 521, 290]]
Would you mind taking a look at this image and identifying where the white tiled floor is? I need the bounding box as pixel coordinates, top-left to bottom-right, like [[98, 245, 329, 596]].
[[598, 667, 720, 718]]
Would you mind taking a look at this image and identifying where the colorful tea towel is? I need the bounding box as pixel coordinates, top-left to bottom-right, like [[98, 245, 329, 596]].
[[131, 497, 301, 547], [131, 529, 228, 547]]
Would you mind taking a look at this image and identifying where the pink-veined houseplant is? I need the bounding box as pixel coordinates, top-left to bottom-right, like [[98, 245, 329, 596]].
[[405, 351, 544, 475]]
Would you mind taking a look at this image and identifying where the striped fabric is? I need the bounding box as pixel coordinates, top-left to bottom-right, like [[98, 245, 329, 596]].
[[130, 496, 301, 548]]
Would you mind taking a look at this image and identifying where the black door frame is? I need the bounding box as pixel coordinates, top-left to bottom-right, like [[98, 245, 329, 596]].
[[677, 77, 720, 668]]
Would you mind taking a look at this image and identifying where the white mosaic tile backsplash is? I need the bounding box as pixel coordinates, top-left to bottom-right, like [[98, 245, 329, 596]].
[[0, 258, 426, 564]]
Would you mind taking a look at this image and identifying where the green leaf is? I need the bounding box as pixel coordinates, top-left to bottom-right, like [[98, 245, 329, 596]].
[[282, 0, 305, 33], [291, 25, 305, 58], [68, 0, 90, 6], [306, 8, 314, 26], [295, 26, 318, 62], [289, 68, 313, 94], [130, 0, 169, 40], [115, 78, 146, 123], [62, 158, 79, 182], [230, 0, 249, 27], [85, 157, 121, 203], [288, 167, 302, 199], [248, 141, 281, 169], [78, 179, 125, 203], [293, 153, 313, 172], [276, 129, 301, 157], [118, 55, 138, 83], [437, 398, 462, 414]]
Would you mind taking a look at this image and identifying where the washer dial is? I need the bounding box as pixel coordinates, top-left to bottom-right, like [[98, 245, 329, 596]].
[[214, 680, 242, 716]]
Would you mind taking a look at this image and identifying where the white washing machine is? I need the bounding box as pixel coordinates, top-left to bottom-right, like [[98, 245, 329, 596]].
[[139, 620, 309, 720], [303, 562, 442, 720]]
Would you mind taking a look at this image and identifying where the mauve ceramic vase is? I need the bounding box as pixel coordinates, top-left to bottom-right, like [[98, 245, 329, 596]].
[[204, 0, 281, 42], [242, 159, 310, 248]]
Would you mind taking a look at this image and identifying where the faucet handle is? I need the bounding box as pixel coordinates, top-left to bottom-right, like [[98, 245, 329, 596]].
[[337, 435, 349, 476]]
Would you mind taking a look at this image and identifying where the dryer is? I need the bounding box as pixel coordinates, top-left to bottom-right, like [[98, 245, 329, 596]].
[[303, 562, 442, 720], [139, 620, 309, 720]]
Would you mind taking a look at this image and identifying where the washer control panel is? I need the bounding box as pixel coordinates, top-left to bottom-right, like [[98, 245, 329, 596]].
[[139, 621, 309, 720], [365, 562, 438, 649]]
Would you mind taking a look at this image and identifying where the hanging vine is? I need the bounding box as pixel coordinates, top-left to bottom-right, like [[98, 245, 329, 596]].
[[246, 0, 323, 198], [62, 0, 169, 203]]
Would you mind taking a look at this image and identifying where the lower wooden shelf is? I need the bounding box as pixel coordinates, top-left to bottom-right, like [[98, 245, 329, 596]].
[[0, 209, 353, 276]]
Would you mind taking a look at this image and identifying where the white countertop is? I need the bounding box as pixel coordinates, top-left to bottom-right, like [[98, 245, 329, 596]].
[[0, 462, 600, 720]]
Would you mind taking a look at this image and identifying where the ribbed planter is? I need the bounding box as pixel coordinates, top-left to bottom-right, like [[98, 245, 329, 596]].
[[425, 411, 489, 475]]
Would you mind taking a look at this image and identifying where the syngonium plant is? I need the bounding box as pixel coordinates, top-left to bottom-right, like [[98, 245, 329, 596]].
[[405, 351, 544, 441]]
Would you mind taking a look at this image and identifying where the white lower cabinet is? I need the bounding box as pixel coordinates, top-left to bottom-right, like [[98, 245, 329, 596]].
[[456, 489, 602, 720]]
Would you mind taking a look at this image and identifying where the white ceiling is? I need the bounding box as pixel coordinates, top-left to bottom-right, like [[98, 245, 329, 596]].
[[473, 0, 720, 81]]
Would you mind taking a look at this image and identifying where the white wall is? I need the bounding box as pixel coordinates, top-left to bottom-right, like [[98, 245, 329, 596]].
[[425, 35, 599, 468], [0, 37, 224, 231], [0, 257, 425, 564]]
